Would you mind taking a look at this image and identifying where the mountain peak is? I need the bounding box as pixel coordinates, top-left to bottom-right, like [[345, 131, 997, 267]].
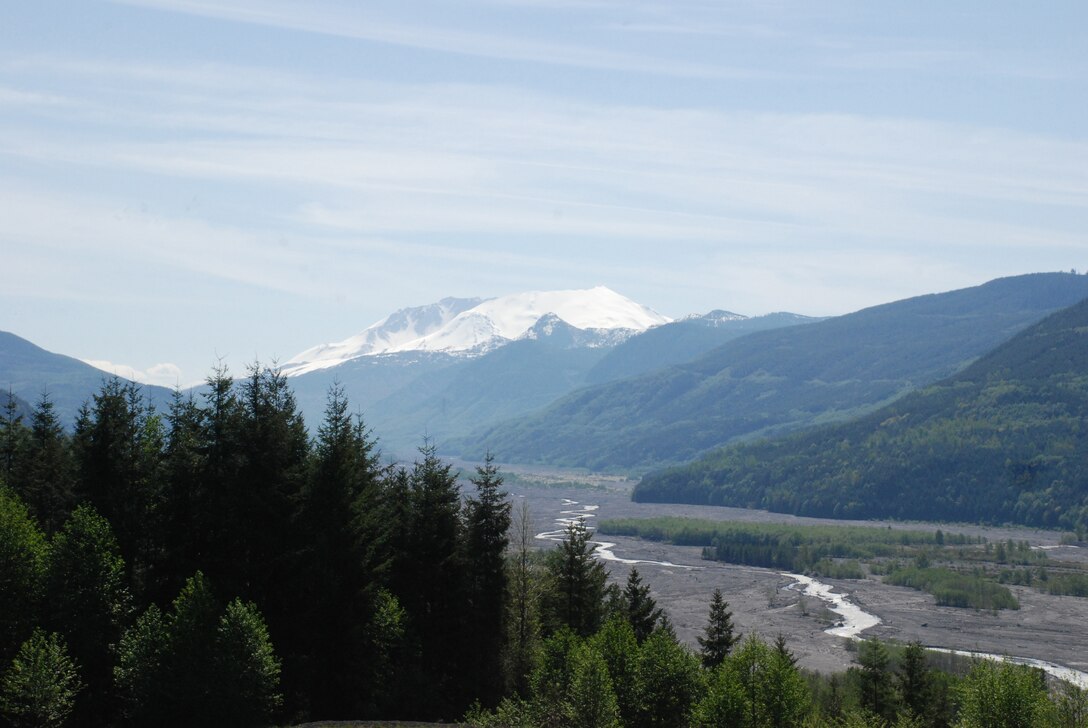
[[282, 287, 670, 376]]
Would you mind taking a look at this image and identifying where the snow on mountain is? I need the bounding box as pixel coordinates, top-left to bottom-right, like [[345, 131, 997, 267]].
[[283, 297, 484, 375], [283, 286, 670, 376]]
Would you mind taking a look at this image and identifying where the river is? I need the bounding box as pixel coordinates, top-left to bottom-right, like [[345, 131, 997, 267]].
[[539, 497, 1088, 689]]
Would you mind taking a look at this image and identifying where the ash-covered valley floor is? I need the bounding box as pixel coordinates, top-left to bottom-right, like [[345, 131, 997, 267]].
[[501, 472, 1088, 678]]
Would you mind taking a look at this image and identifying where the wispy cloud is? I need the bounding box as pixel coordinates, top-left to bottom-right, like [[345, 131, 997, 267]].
[[83, 359, 189, 388]]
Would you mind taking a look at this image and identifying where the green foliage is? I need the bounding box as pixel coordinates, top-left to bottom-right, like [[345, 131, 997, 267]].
[[855, 639, 896, 722], [712, 635, 811, 727], [44, 504, 131, 724], [114, 572, 283, 727], [637, 296, 1088, 532], [464, 452, 512, 706], [212, 599, 283, 727], [542, 518, 608, 637], [884, 567, 1019, 610], [620, 568, 664, 644], [955, 660, 1055, 728], [0, 629, 83, 728], [588, 617, 641, 727], [565, 643, 621, 728], [697, 588, 740, 668], [0, 488, 48, 666], [636, 629, 704, 728]]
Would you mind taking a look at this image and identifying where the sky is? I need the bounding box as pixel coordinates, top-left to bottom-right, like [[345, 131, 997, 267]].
[[1, 1, 1086, 387]]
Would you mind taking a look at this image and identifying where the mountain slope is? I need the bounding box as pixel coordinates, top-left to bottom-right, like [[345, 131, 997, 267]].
[[585, 311, 820, 385], [455, 273, 1088, 471], [634, 296, 1088, 531], [0, 331, 173, 425]]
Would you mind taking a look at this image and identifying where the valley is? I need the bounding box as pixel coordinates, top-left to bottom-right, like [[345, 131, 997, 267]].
[[506, 471, 1088, 681]]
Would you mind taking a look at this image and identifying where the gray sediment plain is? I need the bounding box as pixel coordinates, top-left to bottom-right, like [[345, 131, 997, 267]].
[[508, 477, 1088, 678]]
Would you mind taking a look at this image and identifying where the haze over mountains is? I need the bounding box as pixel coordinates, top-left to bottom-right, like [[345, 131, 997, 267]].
[[3, 273, 1088, 475]]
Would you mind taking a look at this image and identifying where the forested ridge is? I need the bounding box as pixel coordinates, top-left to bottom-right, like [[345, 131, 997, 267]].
[[3, 366, 1088, 726], [459, 272, 1088, 471], [635, 296, 1088, 532]]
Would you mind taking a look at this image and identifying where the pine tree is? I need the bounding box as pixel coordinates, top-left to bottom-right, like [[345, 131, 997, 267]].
[[298, 384, 383, 717], [856, 638, 896, 722], [0, 390, 29, 489], [463, 452, 511, 707], [621, 567, 664, 644], [543, 518, 607, 637], [897, 641, 931, 720], [698, 588, 740, 668], [0, 629, 83, 728], [44, 505, 131, 725], [17, 392, 75, 534]]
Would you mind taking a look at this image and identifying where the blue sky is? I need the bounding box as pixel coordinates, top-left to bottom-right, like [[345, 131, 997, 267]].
[[2, 0, 1086, 386]]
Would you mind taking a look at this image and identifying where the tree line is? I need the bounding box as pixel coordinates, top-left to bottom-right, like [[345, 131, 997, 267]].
[[3, 368, 1088, 726]]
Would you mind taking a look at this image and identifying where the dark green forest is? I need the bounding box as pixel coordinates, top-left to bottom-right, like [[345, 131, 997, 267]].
[[635, 296, 1088, 532], [4, 366, 1088, 727]]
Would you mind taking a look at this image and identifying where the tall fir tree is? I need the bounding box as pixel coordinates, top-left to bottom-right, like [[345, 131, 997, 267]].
[[16, 392, 74, 534], [462, 452, 511, 707], [298, 384, 384, 718], [621, 567, 663, 644], [0, 390, 29, 489], [543, 518, 607, 637], [44, 505, 131, 726], [697, 588, 740, 668], [0, 629, 83, 728]]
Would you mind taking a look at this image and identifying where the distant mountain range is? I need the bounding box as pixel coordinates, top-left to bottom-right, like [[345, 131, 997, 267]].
[[5, 274, 1087, 481], [453, 273, 1088, 471], [633, 294, 1088, 531], [0, 332, 173, 425], [283, 289, 814, 457]]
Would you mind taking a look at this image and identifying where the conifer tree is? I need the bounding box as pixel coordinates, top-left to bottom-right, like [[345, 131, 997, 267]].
[[856, 638, 896, 722], [897, 641, 931, 720], [17, 392, 75, 534], [0, 390, 28, 485], [565, 644, 621, 728], [635, 628, 703, 728], [212, 599, 283, 728], [463, 452, 511, 706], [621, 567, 664, 644], [698, 588, 740, 668], [589, 616, 641, 727], [543, 518, 607, 637], [44, 505, 131, 725], [298, 384, 383, 717]]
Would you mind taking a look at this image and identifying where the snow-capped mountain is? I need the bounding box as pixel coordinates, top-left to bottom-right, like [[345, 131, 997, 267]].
[[283, 286, 670, 376]]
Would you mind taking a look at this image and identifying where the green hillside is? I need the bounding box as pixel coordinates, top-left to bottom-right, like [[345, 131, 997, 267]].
[[458, 273, 1088, 471], [635, 296, 1088, 531]]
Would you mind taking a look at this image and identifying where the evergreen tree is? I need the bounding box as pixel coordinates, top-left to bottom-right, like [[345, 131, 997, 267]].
[[621, 567, 664, 644], [773, 632, 798, 668], [73, 378, 163, 595], [16, 392, 75, 534], [158, 388, 207, 602], [856, 638, 896, 722], [298, 384, 383, 717], [0, 488, 48, 666], [728, 635, 810, 728], [0, 629, 82, 728], [402, 442, 467, 717], [698, 588, 740, 668], [543, 518, 607, 637], [44, 505, 131, 726], [897, 641, 931, 721], [0, 390, 29, 485], [113, 604, 170, 725], [463, 452, 511, 707]]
